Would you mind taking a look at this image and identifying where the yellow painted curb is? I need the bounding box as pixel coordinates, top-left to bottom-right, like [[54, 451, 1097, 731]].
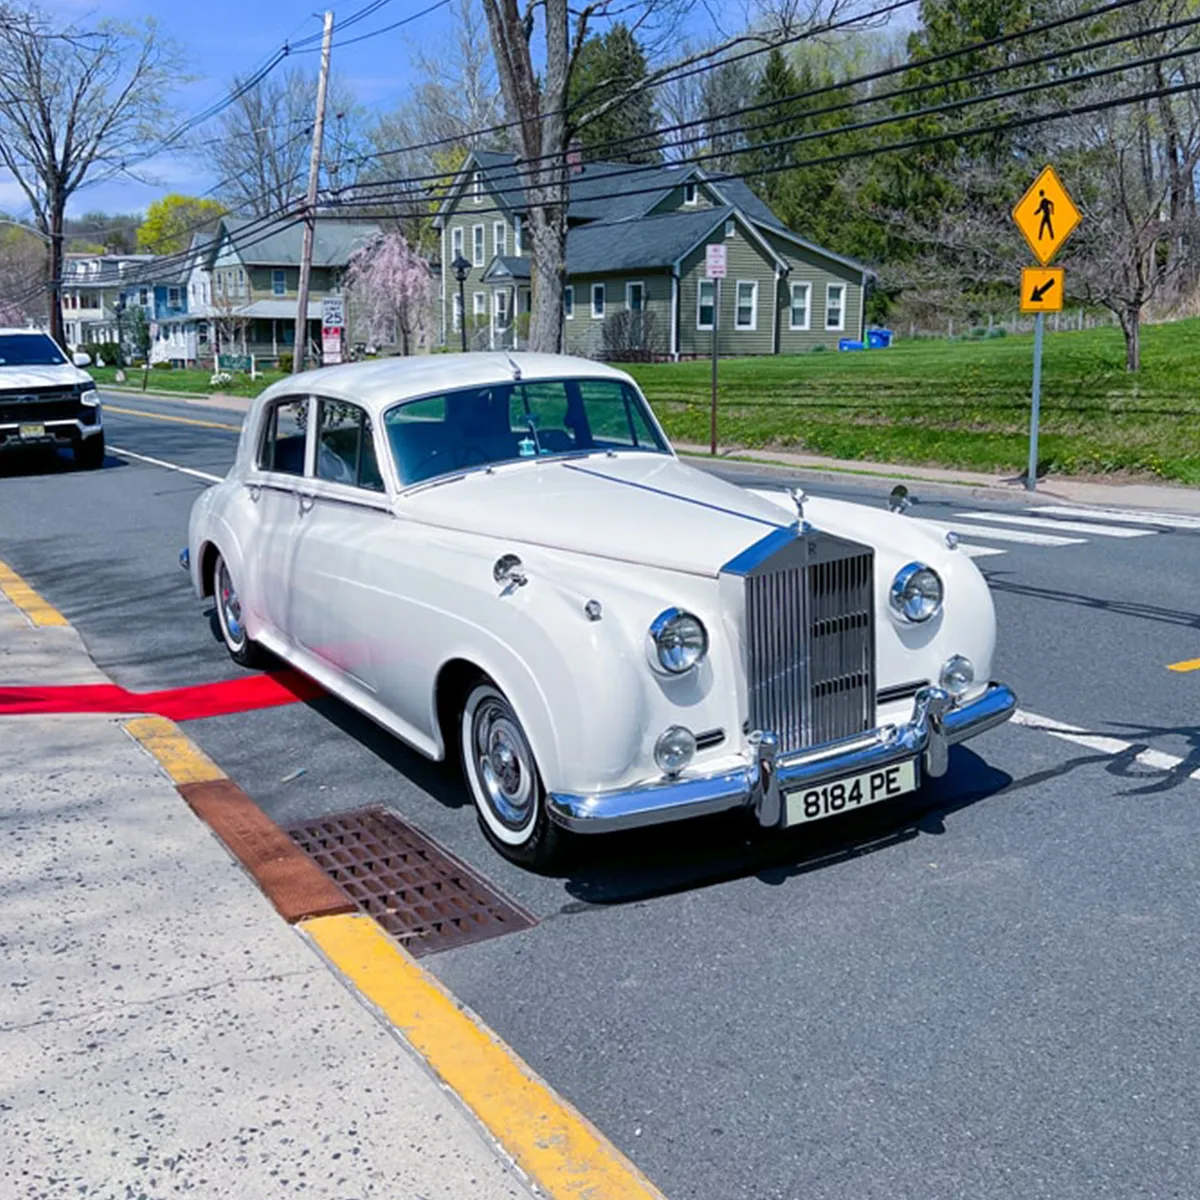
[[0, 559, 68, 627], [104, 404, 242, 432], [123, 715, 227, 784], [1167, 658, 1200, 673], [303, 913, 667, 1200]]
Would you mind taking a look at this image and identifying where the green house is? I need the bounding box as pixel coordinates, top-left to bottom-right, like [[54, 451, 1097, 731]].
[[435, 151, 868, 359]]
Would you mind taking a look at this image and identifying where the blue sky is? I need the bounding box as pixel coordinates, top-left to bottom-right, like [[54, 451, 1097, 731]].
[[2, 0, 917, 222]]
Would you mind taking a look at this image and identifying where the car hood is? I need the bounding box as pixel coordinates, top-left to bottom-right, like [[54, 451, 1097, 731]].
[[0, 363, 88, 390], [401, 453, 800, 576]]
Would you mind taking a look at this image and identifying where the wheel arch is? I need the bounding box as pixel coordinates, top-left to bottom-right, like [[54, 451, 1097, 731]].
[[198, 540, 220, 598]]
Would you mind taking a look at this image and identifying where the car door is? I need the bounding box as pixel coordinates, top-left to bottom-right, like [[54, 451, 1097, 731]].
[[287, 396, 392, 694], [246, 394, 312, 645]]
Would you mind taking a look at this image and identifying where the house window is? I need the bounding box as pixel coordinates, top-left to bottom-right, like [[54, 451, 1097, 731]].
[[452, 227, 464, 260], [473, 292, 486, 320], [494, 222, 507, 258], [725, 220, 736, 238], [684, 181, 698, 206], [168, 286, 181, 307], [139, 288, 149, 306], [513, 216, 522, 255], [473, 170, 483, 204], [697, 280, 714, 330], [789, 282, 811, 331], [452, 293, 463, 332], [198, 322, 209, 344], [272, 269, 286, 296], [473, 225, 484, 267], [564, 285, 574, 319], [735, 280, 757, 330], [591, 283, 605, 318], [495, 290, 509, 326], [826, 283, 846, 331], [626, 281, 644, 312]]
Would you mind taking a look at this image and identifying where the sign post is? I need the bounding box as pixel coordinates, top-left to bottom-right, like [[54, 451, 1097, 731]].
[[1012, 166, 1080, 490], [706, 243, 727, 456]]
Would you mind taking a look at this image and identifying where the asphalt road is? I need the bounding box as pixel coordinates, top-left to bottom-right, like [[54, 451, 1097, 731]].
[[2, 392, 1198, 1200]]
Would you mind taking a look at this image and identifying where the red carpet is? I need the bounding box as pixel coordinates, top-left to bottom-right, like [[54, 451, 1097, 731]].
[[0, 669, 324, 721]]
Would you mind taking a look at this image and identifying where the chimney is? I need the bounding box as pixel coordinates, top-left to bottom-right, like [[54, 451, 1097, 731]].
[[567, 138, 584, 174]]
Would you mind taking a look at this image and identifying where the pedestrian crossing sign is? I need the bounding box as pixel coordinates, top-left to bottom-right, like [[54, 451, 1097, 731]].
[[1013, 165, 1080, 265]]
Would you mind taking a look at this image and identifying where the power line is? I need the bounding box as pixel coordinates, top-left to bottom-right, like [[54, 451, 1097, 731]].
[[292, 0, 452, 51]]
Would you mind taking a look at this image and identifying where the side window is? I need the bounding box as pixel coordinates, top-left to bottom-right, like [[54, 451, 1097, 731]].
[[258, 397, 309, 476], [316, 398, 384, 492]]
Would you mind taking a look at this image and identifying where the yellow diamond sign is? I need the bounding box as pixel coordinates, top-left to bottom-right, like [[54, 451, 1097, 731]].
[[1013, 165, 1080, 265]]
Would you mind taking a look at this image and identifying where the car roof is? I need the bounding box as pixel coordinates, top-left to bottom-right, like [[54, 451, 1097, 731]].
[[258, 352, 638, 412], [0, 328, 53, 336]]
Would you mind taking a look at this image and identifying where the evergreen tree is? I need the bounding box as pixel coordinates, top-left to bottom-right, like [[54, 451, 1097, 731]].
[[568, 25, 662, 164]]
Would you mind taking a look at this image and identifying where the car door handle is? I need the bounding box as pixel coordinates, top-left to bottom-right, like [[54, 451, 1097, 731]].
[[247, 484, 262, 502], [298, 492, 316, 514]]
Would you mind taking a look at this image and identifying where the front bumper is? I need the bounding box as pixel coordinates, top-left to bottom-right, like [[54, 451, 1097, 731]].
[[546, 682, 1017, 834], [0, 415, 102, 449]]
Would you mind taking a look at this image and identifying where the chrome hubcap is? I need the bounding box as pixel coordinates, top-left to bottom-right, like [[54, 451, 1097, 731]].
[[473, 698, 534, 830], [217, 561, 244, 645]]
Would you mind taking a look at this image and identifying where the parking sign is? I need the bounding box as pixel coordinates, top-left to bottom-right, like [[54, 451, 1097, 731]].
[[705, 244, 727, 279]]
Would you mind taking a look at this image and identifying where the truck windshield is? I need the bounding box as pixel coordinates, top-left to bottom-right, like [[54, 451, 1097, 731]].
[[0, 333, 67, 367], [384, 377, 669, 487]]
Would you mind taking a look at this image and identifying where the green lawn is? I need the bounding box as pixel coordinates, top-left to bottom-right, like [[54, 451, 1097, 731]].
[[89, 319, 1200, 483], [626, 319, 1200, 485], [89, 365, 288, 398]]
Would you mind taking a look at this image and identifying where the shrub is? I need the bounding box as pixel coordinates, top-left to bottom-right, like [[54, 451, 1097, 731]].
[[278, 352, 294, 373], [984, 327, 1007, 339], [968, 325, 989, 339], [209, 370, 232, 387], [810, 343, 828, 353], [152, 360, 172, 370]]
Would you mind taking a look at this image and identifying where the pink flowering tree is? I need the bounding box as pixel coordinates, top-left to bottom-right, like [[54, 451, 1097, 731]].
[[345, 231, 435, 356]]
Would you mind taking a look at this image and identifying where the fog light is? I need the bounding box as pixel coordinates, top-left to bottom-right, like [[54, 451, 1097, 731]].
[[654, 726, 696, 777], [939, 655, 975, 698]]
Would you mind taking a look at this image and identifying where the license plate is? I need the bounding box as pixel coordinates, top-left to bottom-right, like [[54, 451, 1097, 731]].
[[784, 760, 917, 827], [19, 422, 45, 440]]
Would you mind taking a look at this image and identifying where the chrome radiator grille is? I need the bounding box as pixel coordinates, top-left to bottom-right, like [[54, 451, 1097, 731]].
[[743, 535, 875, 754]]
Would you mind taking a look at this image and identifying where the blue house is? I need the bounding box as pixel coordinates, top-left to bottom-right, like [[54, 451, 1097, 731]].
[[119, 237, 208, 365]]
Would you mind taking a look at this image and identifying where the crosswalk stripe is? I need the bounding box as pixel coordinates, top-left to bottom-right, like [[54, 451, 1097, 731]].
[[959, 543, 1006, 558], [1030, 504, 1200, 530], [953, 512, 1153, 538], [915, 518, 1086, 547]]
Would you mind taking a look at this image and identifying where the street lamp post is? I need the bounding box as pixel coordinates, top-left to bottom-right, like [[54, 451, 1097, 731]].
[[451, 255, 471, 352]]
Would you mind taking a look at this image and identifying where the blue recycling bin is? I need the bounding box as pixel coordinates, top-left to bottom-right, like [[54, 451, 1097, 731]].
[[866, 328, 894, 349], [838, 338, 865, 351]]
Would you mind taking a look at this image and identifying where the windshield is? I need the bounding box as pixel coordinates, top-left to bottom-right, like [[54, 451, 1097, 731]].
[[384, 377, 669, 487], [0, 333, 67, 367]]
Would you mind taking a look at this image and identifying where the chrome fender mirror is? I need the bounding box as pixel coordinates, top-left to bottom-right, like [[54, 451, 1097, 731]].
[[888, 484, 911, 514], [493, 554, 527, 593]]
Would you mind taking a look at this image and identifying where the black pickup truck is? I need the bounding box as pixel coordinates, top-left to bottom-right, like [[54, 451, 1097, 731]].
[[0, 329, 104, 469]]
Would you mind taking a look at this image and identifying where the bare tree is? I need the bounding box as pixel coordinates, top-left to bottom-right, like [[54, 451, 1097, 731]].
[[212, 67, 365, 218], [0, 6, 179, 347], [479, 0, 863, 351], [0, 222, 47, 326]]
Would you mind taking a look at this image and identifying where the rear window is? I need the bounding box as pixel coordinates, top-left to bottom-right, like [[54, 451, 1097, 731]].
[[258, 397, 308, 476], [0, 333, 66, 367]]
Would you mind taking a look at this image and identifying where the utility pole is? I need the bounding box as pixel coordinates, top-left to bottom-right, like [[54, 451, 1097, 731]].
[[293, 10, 334, 373]]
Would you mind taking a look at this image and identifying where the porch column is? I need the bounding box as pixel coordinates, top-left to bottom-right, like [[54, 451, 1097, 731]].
[[272, 320, 278, 358]]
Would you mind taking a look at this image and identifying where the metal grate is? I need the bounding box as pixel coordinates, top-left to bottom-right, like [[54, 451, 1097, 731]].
[[744, 534, 875, 755], [286, 807, 537, 957]]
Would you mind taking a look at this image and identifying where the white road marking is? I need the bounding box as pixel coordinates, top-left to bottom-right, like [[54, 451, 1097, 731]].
[[108, 444, 222, 484], [1031, 504, 1200, 530], [954, 512, 1153, 538], [959, 543, 1007, 558], [916, 518, 1086, 547], [1012, 709, 1199, 779]]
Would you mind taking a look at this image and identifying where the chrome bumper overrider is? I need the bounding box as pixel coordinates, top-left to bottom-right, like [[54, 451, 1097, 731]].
[[546, 682, 1017, 834]]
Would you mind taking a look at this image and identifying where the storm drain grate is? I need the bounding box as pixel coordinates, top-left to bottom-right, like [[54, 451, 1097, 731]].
[[285, 807, 537, 957]]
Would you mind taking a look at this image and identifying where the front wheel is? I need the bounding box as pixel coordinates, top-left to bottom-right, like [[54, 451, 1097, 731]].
[[461, 682, 564, 871], [75, 432, 105, 470], [213, 552, 268, 668]]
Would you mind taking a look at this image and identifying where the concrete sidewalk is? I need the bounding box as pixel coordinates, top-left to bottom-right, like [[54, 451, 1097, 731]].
[[0, 594, 536, 1199]]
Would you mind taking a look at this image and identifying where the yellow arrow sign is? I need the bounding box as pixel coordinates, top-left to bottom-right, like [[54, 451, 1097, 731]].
[[1021, 266, 1064, 313], [1013, 165, 1080, 265]]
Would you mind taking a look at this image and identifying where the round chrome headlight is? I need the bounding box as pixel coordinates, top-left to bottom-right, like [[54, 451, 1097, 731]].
[[890, 562, 944, 623], [647, 608, 708, 675], [939, 654, 975, 698], [654, 726, 696, 776]]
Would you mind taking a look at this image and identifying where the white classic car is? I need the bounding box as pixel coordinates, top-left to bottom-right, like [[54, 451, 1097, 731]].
[[184, 353, 1015, 868]]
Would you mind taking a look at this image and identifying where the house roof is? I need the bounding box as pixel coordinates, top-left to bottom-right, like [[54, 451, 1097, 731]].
[[215, 218, 381, 267], [482, 255, 532, 282], [566, 206, 736, 274]]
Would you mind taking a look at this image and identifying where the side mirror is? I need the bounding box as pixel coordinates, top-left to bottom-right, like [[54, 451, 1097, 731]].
[[72, 351, 91, 367], [888, 484, 911, 514]]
